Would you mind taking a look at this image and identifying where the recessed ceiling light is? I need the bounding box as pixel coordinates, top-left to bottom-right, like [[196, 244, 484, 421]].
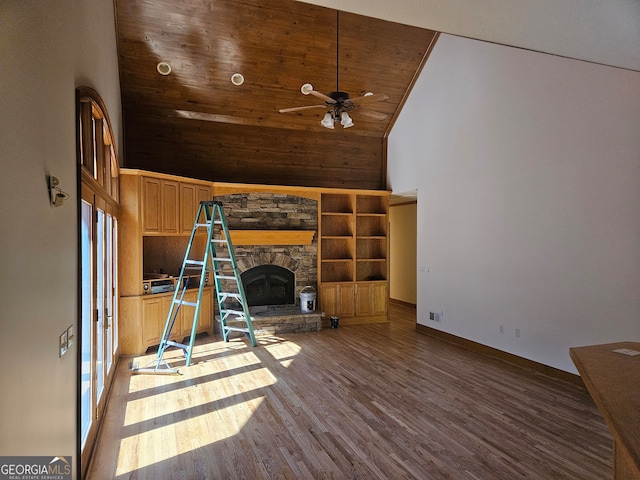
[[231, 73, 245, 86], [157, 62, 172, 75]]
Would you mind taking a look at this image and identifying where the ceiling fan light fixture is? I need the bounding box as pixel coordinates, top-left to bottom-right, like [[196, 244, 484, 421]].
[[301, 83, 314, 95], [321, 112, 335, 129], [340, 111, 354, 128]]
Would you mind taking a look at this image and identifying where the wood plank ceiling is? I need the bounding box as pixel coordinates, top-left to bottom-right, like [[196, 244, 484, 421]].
[[114, 0, 438, 189]]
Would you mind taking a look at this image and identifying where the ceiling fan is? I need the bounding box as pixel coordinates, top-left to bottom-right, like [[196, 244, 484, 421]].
[[278, 11, 389, 129]]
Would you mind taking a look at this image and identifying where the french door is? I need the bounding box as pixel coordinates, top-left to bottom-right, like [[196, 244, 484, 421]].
[[80, 187, 118, 467]]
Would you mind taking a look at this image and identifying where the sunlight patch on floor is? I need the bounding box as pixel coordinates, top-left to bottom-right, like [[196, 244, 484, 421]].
[[115, 396, 266, 476]]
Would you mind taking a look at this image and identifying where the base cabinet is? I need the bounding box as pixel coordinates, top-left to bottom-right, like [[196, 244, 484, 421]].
[[120, 287, 214, 355], [319, 282, 387, 324], [319, 283, 355, 319]]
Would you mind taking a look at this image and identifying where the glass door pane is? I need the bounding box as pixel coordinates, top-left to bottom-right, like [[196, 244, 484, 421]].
[[113, 218, 119, 354], [96, 209, 105, 402], [105, 214, 114, 374], [80, 200, 93, 447]]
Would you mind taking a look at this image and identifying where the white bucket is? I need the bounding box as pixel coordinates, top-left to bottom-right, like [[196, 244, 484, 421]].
[[300, 286, 316, 313]]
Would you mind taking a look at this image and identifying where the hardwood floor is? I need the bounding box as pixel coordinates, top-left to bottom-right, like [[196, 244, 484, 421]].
[[88, 304, 612, 479]]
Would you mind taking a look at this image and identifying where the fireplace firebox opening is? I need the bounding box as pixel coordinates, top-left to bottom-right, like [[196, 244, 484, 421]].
[[241, 265, 295, 307]]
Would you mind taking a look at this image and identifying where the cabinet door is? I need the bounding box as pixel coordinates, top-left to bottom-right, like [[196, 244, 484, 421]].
[[197, 287, 213, 332], [319, 284, 338, 317], [162, 180, 180, 233], [355, 282, 387, 317], [142, 296, 165, 345], [180, 183, 212, 233], [319, 283, 355, 318], [180, 288, 213, 336], [142, 177, 161, 233], [180, 183, 197, 233]]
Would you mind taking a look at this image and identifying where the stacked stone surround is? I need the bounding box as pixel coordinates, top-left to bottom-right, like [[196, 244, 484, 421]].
[[214, 192, 318, 299], [212, 192, 320, 334]]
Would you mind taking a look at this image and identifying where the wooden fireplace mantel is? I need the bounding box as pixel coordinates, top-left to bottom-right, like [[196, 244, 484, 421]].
[[224, 230, 315, 246]]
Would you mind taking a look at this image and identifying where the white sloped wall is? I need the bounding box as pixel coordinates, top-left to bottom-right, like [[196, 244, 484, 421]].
[[388, 34, 640, 373]]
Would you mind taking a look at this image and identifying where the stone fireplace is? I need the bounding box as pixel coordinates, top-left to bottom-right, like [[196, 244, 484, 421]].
[[212, 192, 322, 334]]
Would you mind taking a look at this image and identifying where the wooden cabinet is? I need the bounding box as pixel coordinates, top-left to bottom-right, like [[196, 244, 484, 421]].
[[319, 283, 355, 319], [142, 295, 169, 345], [319, 191, 389, 324], [120, 287, 214, 355], [119, 170, 215, 354], [180, 183, 212, 233], [142, 175, 211, 235], [355, 282, 388, 317], [142, 177, 180, 234]]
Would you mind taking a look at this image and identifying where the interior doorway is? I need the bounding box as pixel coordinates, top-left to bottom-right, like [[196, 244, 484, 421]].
[[388, 191, 417, 307]]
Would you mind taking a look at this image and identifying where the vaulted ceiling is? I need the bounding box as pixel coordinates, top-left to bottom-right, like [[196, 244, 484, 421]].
[[114, 0, 438, 189]]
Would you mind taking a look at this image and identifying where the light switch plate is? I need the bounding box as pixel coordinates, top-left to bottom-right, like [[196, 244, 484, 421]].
[[67, 325, 75, 348], [59, 330, 68, 357]]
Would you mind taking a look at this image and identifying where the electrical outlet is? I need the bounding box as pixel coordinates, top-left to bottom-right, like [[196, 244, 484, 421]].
[[499, 325, 505, 334], [429, 311, 441, 322], [59, 330, 68, 357]]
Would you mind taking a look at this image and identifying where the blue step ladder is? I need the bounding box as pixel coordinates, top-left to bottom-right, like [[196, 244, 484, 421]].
[[134, 201, 256, 374]]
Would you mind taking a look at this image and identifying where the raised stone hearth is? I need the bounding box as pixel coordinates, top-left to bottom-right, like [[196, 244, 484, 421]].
[[225, 305, 322, 335]]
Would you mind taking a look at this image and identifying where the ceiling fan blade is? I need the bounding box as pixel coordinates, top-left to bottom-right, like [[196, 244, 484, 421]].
[[308, 90, 337, 104], [279, 104, 327, 113], [357, 108, 388, 120], [350, 93, 389, 104]]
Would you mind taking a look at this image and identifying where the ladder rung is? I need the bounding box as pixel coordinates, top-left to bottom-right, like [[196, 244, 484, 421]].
[[210, 239, 227, 243], [218, 292, 242, 298], [215, 275, 236, 280], [175, 300, 198, 307], [221, 309, 246, 315], [161, 340, 188, 350], [223, 326, 251, 333], [213, 257, 233, 262], [185, 260, 205, 266], [194, 223, 210, 227]]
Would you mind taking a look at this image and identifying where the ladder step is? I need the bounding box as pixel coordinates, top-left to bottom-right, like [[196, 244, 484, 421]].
[[221, 309, 246, 316], [213, 257, 233, 262], [218, 292, 242, 298], [175, 300, 198, 307], [210, 239, 227, 243], [185, 260, 206, 266], [223, 326, 252, 333], [161, 339, 189, 351], [214, 275, 237, 280]]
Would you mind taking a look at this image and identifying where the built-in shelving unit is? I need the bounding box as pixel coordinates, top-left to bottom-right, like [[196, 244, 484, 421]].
[[319, 191, 389, 324], [356, 195, 388, 282]]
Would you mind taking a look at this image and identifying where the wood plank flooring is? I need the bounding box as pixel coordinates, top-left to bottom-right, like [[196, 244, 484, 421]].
[[87, 304, 612, 479]]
